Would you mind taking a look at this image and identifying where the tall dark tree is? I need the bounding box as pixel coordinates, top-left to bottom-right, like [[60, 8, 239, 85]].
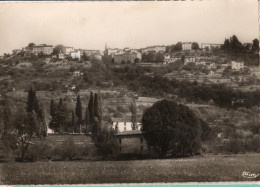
[[85, 106, 90, 132], [71, 110, 76, 133], [88, 92, 95, 124], [192, 42, 200, 50], [50, 99, 55, 117], [252, 39, 259, 51], [142, 99, 209, 157], [58, 98, 63, 110], [75, 95, 82, 132], [223, 39, 231, 50], [27, 87, 34, 113], [94, 93, 101, 121], [174, 42, 182, 51], [129, 100, 137, 130], [230, 35, 244, 50]]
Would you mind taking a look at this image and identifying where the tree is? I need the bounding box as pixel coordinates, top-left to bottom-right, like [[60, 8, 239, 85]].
[[88, 92, 95, 124], [0, 104, 12, 135], [230, 35, 244, 50], [129, 100, 137, 130], [94, 128, 119, 159], [50, 99, 55, 117], [82, 52, 90, 61], [53, 45, 63, 55], [85, 107, 90, 132], [28, 43, 35, 48], [223, 39, 231, 50], [142, 99, 208, 157], [192, 42, 200, 50], [155, 53, 164, 62], [252, 39, 259, 51], [13, 109, 39, 162], [58, 97, 63, 110], [174, 42, 182, 51], [75, 95, 82, 133], [26, 87, 44, 136], [71, 111, 76, 133]]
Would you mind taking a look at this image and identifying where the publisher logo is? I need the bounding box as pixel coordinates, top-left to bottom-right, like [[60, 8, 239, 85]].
[[242, 171, 259, 179]]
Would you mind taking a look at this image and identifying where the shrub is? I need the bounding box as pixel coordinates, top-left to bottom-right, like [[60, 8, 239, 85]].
[[25, 139, 55, 162]]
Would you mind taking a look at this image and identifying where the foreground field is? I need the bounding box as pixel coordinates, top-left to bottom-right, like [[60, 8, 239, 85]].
[[0, 154, 260, 184]]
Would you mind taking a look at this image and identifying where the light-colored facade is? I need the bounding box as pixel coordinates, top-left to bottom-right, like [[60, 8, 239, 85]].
[[141, 46, 166, 53], [32, 44, 53, 55], [184, 56, 196, 64], [71, 51, 81, 60], [201, 43, 222, 51], [62, 46, 74, 55], [111, 118, 141, 132], [182, 42, 192, 51], [114, 51, 142, 64], [164, 54, 181, 64], [231, 61, 244, 70]]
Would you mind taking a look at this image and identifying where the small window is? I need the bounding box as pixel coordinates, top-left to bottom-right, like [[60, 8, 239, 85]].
[[119, 138, 122, 144], [140, 138, 143, 144], [141, 146, 143, 152]]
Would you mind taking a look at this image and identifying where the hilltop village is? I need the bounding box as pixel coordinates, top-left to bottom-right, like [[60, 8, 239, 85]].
[[0, 35, 260, 161]]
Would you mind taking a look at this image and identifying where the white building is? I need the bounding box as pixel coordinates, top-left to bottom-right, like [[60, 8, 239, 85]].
[[231, 61, 244, 70], [182, 42, 192, 51], [111, 118, 141, 132], [184, 56, 196, 64], [71, 51, 81, 60], [164, 54, 181, 64], [62, 46, 74, 55], [141, 46, 166, 53], [32, 44, 53, 55], [201, 43, 222, 51]]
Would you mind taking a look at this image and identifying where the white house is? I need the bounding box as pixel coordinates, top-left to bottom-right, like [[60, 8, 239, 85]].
[[62, 46, 74, 55], [184, 56, 196, 65], [182, 42, 192, 51], [71, 51, 81, 60], [111, 118, 141, 132], [164, 54, 181, 64], [231, 61, 244, 70]]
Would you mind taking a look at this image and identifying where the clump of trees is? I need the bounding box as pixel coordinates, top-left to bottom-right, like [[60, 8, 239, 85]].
[[0, 87, 47, 162], [142, 99, 210, 157], [222, 35, 259, 53], [142, 52, 164, 63]]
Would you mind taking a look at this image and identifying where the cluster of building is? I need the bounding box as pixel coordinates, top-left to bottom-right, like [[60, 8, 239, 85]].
[[13, 44, 102, 61]]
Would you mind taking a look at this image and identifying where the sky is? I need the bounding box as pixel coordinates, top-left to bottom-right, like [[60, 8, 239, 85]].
[[0, 0, 259, 55]]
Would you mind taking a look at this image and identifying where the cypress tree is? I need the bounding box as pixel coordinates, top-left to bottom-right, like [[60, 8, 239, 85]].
[[94, 93, 100, 121], [71, 110, 76, 133], [27, 87, 34, 112], [58, 97, 63, 110], [129, 100, 137, 130], [85, 106, 90, 132], [97, 93, 102, 124], [88, 92, 94, 124], [75, 95, 82, 127], [50, 99, 55, 117]]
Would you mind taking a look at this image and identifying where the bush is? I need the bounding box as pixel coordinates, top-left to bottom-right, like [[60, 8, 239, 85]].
[[55, 138, 88, 161], [24, 139, 55, 162]]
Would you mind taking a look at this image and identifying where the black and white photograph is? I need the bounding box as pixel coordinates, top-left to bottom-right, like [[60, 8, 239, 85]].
[[0, 0, 259, 184]]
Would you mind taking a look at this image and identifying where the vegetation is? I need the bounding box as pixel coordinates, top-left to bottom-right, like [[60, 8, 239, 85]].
[[142, 99, 209, 157], [1, 154, 260, 184]]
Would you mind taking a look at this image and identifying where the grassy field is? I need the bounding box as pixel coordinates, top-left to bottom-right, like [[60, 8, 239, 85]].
[[0, 154, 260, 184]]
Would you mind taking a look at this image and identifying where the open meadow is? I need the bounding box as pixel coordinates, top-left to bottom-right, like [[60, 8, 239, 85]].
[[1, 154, 260, 184]]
